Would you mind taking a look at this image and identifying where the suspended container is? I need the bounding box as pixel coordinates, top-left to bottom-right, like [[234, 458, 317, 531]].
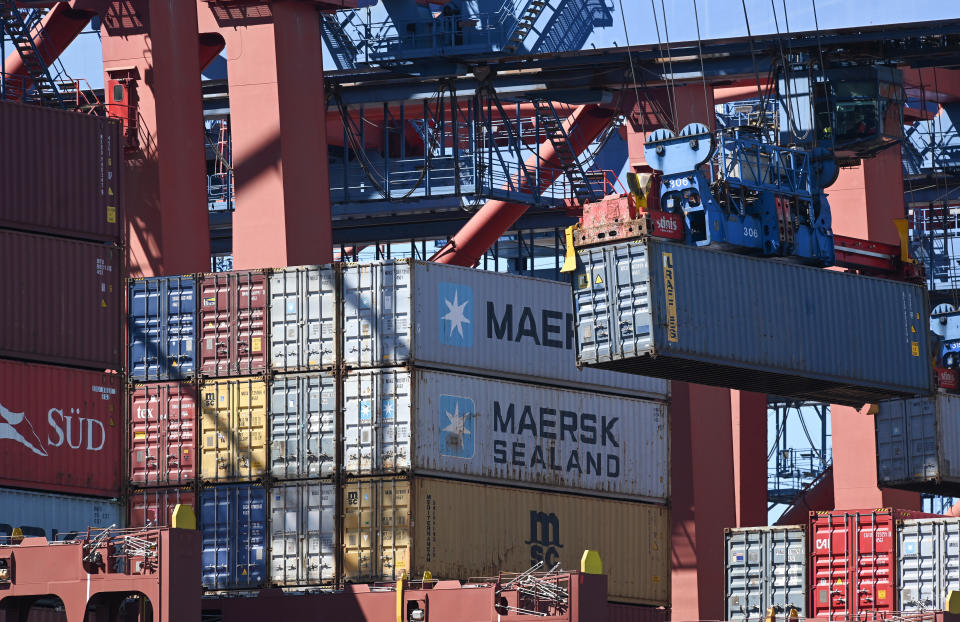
[[269, 266, 337, 372], [128, 276, 197, 381], [270, 373, 337, 480], [0, 487, 122, 541], [200, 377, 268, 482], [199, 271, 268, 377], [898, 517, 960, 612], [129, 382, 198, 486], [725, 526, 806, 622], [200, 483, 267, 590], [128, 487, 197, 528], [270, 481, 337, 586], [876, 394, 960, 495]]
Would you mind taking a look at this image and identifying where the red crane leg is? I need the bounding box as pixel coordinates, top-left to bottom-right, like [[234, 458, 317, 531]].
[[731, 390, 768, 527]]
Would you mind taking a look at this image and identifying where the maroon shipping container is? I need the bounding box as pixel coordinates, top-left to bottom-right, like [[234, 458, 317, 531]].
[[0, 360, 122, 497], [0, 100, 123, 243], [128, 487, 196, 528], [607, 604, 667, 622], [0, 230, 122, 370], [130, 383, 197, 486], [199, 271, 267, 377]]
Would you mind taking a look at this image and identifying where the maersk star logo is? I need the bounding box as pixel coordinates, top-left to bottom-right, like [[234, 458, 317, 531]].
[[438, 282, 473, 347], [439, 394, 474, 459], [0, 402, 47, 457]]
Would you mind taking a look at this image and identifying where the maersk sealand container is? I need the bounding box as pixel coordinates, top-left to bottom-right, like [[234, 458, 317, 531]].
[[573, 240, 932, 406]]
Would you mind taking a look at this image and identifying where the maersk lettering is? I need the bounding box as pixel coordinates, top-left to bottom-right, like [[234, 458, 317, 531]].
[[486, 302, 575, 349]]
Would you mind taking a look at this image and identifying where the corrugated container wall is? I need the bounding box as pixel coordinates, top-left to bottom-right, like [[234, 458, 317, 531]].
[[200, 484, 267, 590], [0, 487, 122, 540], [270, 481, 337, 586], [341, 477, 670, 605], [607, 605, 668, 622], [342, 368, 668, 502], [340, 260, 668, 400], [574, 240, 932, 405], [877, 394, 960, 494], [199, 271, 267, 377], [128, 277, 197, 380], [725, 526, 806, 622], [0, 100, 123, 243], [898, 518, 960, 612], [270, 374, 336, 480], [200, 377, 268, 482], [269, 266, 337, 372], [0, 230, 122, 370], [0, 360, 122, 497], [129, 383, 197, 486], [128, 487, 197, 528]]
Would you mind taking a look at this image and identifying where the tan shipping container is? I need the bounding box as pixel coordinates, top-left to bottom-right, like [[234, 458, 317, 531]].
[[341, 477, 669, 605], [200, 377, 269, 481]]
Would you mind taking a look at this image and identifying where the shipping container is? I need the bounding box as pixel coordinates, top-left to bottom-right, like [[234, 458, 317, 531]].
[[340, 260, 668, 400], [877, 394, 960, 494], [725, 526, 806, 622], [270, 481, 337, 586], [200, 377, 268, 482], [0, 360, 122, 497], [200, 484, 267, 590], [607, 604, 668, 622], [199, 271, 268, 377], [130, 382, 197, 486], [0, 100, 123, 243], [128, 487, 197, 528], [573, 240, 932, 406], [128, 276, 197, 381], [898, 518, 960, 612], [0, 230, 122, 370], [341, 477, 670, 605], [269, 266, 337, 372], [0, 488, 121, 541], [342, 368, 668, 502], [270, 373, 336, 480]]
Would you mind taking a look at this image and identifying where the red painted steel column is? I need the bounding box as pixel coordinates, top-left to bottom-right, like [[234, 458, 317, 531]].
[[731, 390, 768, 527]]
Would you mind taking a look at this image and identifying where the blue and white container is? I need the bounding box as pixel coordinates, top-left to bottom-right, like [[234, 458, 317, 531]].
[[200, 483, 267, 590], [129, 276, 197, 380]]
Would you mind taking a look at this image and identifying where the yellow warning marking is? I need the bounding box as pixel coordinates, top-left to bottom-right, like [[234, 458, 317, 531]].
[[878, 589, 887, 600], [108, 187, 114, 196], [912, 342, 920, 357], [835, 578, 843, 585], [911, 326, 917, 333], [663, 253, 679, 343], [108, 158, 112, 166], [594, 274, 603, 285], [134, 432, 146, 439], [107, 205, 116, 223], [251, 337, 262, 352], [577, 274, 589, 289], [100, 299, 107, 308]]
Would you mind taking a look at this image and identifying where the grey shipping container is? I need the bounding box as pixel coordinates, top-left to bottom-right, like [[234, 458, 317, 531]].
[[270, 481, 337, 586], [573, 240, 932, 406], [898, 518, 960, 611], [877, 394, 960, 494], [269, 266, 337, 371], [0, 488, 122, 541], [725, 526, 806, 622], [270, 373, 337, 480], [342, 367, 668, 502]]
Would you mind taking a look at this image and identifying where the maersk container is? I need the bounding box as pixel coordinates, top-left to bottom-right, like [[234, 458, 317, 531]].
[[0, 230, 122, 370], [341, 476, 670, 605], [200, 377, 269, 482], [0, 360, 122, 498], [269, 266, 337, 372], [342, 368, 668, 502], [877, 394, 960, 494], [0, 488, 121, 541], [199, 271, 268, 377], [129, 276, 197, 380], [725, 526, 806, 622], [128, 487, 197, 528], [898, 518, 960, 611], [270, 374, 336, 480], [200, 483, 267, 590], [340, 260, 668, 399], [573, 240, 932, 406], [129, 382, 197, 486], [270, 481, 337, 586], [0, 100, 124, 243]]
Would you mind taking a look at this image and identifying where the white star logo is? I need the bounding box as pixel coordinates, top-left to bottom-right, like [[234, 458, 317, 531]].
[[441, 402, 471, 448], [442, 290, 471, 338]]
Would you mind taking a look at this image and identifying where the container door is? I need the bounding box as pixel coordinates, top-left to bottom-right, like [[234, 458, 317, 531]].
[[905, 397, 940, 482], [200, 273, 267, 377], [235, 273, 267, 374], [342, 262, 411, 367], [200, 275, 233, 376], [303, 483, 336, 584], [130, 383, 196, 486], [810, 514, 851, 620], [129, 277, 196, 380], [343, 370, 412, 475], [201, 378, 268, 481], [270, 482, 335, 586], [269, 267, 337, 372], [725, 530, 765, 621], [164, 383, 197, 484], [572, 246, 614, 364], [609, 242, 655, 358], [379, 478, 410, 581], [769, 528, 806, 615], [378, 370, 411, 473], [130, 385, 162, 485], [270, 374, 337, 479], [343, 480, 377, 581], [129, 488, 195, 528], [234, 485, 267, 588], [200, 487, 231, 589], [853, 512, 896, 617], [875, 399, 909, 485], [943, 520, 960, 610], [898, 520, 939, 610]]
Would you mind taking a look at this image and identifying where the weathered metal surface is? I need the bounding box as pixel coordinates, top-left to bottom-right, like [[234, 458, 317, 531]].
[[128, 276, 197, 381], [200, 378, 269, 482], [269, 266, 337, 372], [877, 394, 960, 494], [200, 484, 267, 590], [269, 373, 337, 480], [725, 526, 806, 621], [0, 488, 122, 540], [127, 487, 197, 528], [199, 271, 268, 377], [129, 382, 198, 486], [269, 481, 337, 586], [899, 518, 960, 611]]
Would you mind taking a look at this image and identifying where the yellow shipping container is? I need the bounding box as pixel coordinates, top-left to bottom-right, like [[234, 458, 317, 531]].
[[341, 477, 669, 606], [200, 377, 268, 482]]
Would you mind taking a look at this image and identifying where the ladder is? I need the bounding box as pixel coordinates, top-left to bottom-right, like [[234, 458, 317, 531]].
[[534, 100, 598, 203], [0, 0, 63, 107], [503, 0, 548, 54], [320, 12, 359, 70]]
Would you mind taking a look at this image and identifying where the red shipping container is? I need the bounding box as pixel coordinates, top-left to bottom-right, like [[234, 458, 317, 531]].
[[128, 487, 196, 528], [0, 100, 124, 243], [0, 360, 122, 497], [0, 230, 122, 370], [130, 383, 198, 486], [199, 271, 267, 377]]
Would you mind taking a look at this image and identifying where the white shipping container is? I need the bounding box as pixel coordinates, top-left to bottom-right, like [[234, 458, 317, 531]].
[[342, 368, 668, 502], [898, 518, 960, 611], [269, 482, 336, 586], [341, 260, 669, 399], [269, 373, 337, 479], [0, 488, 122, 540], [269, 266, 337, 371]]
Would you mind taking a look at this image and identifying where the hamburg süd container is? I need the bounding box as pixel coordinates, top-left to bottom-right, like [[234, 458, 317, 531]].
[[877, 394, 960, 494], [128, 276, 197, 380], [898, 518, 960, 612], [199, 271, 268, 377], [725, 526, 806, 622], [270, 373, 336, 480], [0, 360, 122, 497], [0, 230, 122, 370], [341, 476, 670, 605], [130, 382, 198, 486], [340, 260, 668, 400], [128, 487, 197, 528], [573, 239, 932, 406], [0, 100, 124, 243], [342, 368, 668, 502], [0, 487, 122, 540], [200, 483, 267, 590], [270, 481, 336, 586], [269, 266, 337, 372], [201, 377, 268, 482]]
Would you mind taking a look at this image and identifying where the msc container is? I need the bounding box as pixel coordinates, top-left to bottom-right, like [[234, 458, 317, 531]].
[[0, 487, 121, 541], [0, 360, 122, 497], [269, 266, 337, 372], [573, 240, 932, 406], [129, 382, 198, 486], [341, 477, 670, 605], [898, 518, 960, 611], [128, 487, 197, 528], [200, 377, 268, 482], [340, 260, 668, 400], [200, 483, 267, 590], [0, 230, 122, 370], [128, 276, 197, 380], [0, 100, 123, 243], [270, 373, 336, 480], [199, 271, 268, 377], [877, 394, 960, 494], [725, 526, 806, 622], [342, 368, 668, 502], [270, 481, 337, 586]]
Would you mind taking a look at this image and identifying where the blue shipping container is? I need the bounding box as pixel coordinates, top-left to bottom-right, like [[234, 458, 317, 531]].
[[129, 276, 197, 380], [200, 484, 267, 590], [573, 240, 933, 405]]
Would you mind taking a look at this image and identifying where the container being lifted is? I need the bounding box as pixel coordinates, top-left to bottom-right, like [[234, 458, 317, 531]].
[[876, 393, 960, 494]]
